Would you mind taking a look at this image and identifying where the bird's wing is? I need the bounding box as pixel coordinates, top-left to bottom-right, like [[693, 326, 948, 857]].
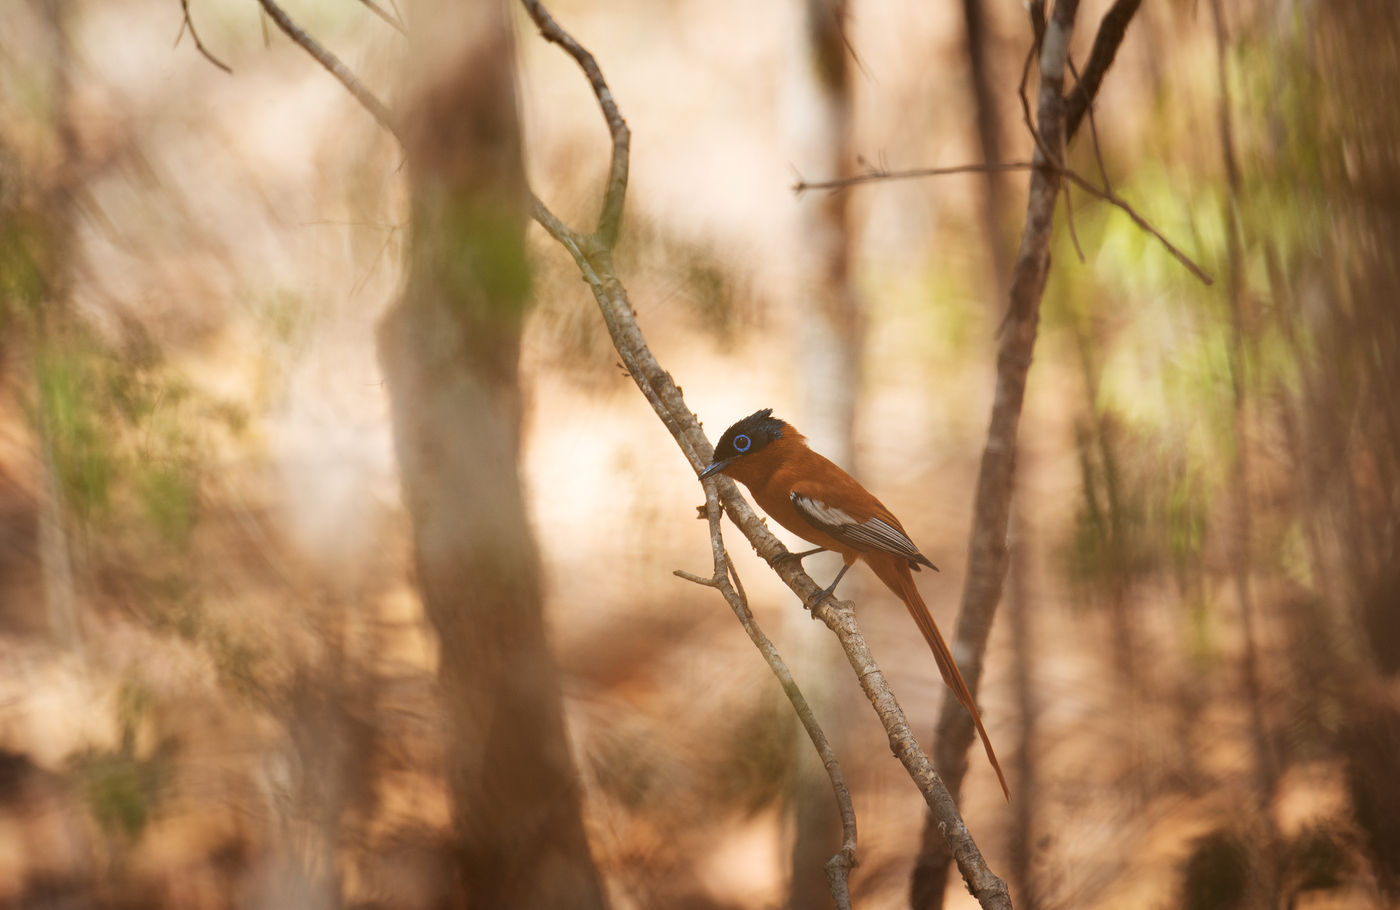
[[790, 491, 935, 569]]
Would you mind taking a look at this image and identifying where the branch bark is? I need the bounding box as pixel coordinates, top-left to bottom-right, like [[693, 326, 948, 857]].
[[914, 0, 1081, 905]]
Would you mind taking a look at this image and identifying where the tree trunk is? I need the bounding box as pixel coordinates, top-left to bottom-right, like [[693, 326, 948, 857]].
[[913, 0, 1084, 904], [378, 4, 607, 906]]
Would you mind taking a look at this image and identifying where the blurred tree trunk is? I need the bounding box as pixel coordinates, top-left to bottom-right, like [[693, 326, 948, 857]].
[[960, 0, 1015, 293], [790, 0, 861, 463], [785, 1, 861, 905], [377, 3, 607, 907]]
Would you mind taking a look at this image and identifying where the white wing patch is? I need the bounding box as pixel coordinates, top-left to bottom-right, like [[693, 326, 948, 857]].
[[790, 491, 929, 565], [790, 494, 860, 530]]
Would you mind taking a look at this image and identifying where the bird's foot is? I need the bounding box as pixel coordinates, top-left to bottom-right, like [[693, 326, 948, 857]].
[[803, 584, 839, 615]]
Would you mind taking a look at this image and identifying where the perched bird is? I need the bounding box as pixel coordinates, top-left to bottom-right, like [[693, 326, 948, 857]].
[[700, 408, 1008, 800]]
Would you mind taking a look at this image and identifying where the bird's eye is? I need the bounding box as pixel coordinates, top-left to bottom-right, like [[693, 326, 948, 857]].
[[733, 434, 751, 453]]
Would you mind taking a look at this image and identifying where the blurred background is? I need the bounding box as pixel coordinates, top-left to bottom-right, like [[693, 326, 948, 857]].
[[1, 0, 1397, 907]]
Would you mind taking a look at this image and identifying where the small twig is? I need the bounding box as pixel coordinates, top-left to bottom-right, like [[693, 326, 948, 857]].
[[1018, 32, 1208, 283], [255, 0, 401, 143], [1068, 55, 1115, 195], [175, 0, 233, 74], [676, 485, 858, 910], [1062, 173, 1087, 263], [354, 0, 407, 35], [794, 161, 1034, 194], [805, 6, 1209, 286], [803, 157, 1210, 285], [519, 0, 629, 248], [1059, 167, 1213, 283]]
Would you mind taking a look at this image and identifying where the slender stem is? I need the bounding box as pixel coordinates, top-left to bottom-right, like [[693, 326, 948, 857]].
[[176, 0, 233, 73], [255, 0, 401, 141]]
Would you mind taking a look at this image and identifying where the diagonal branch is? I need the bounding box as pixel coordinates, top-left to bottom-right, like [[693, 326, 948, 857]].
[[175, 0, 233, 74], [521, 2, 1010, 907], [255, 0, 401, 142], [793, 161, 1035, 194], [800, 10, 1208, 290], [519, 0, 629, 248], [676, 500, 857, 910], [1021, 52, 1213, 286], [1064, 0, 1143, 142]]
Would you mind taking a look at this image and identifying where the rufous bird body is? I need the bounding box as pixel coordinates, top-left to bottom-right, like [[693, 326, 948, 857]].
[[700, 408, 1009, 801]]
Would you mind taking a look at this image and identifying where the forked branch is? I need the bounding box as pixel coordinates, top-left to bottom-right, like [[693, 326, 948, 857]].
[[175, 0, 233, 73], [254, 0, 401, 142], [797, 0, 1208, 289], [519, 1, 1010, 907], [676, 494, 857, 910]]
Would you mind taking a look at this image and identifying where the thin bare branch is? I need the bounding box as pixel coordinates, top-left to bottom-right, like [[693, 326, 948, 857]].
[[520, 2, 1010, 905], [678, 486, 858, 910], [175, 0, 233, 74], [1062, 176, 1087, 263], [255, 0, 401, 142], [1068, 55, 1115, 195], [803, 0, 1207, 291], [1065, 0, 1143, 141], [794, 161, 1034, 194], [519, 0, 629, 248], [355, 0, 407, 36], [1059, 167, 1213, 283]]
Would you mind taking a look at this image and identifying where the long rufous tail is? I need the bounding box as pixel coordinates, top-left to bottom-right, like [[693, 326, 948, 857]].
[[867, 555, 1010, 801]]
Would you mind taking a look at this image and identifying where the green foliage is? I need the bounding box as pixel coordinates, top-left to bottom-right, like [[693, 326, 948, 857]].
[[72, 747, 166, 839], [207, 624, 270, 703], [0, 205, 48, 322], [36, 345, 113, 519], [1042, 15, 1353, 631], [69, 679, 172, 842], [30, 333, 212, 549], [443, 196, 531, 314], [138, 463, 197, 545]]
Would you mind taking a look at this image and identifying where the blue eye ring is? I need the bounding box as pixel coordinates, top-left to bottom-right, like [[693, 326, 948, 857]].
[[733, 434, 752, 453]]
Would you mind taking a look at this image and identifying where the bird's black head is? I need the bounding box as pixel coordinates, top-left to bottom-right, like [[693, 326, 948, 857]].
[[699, 408, 788, 479]]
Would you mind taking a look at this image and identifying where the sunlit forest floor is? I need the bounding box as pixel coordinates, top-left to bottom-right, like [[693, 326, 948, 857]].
[[2, 0, 1398, 907]]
